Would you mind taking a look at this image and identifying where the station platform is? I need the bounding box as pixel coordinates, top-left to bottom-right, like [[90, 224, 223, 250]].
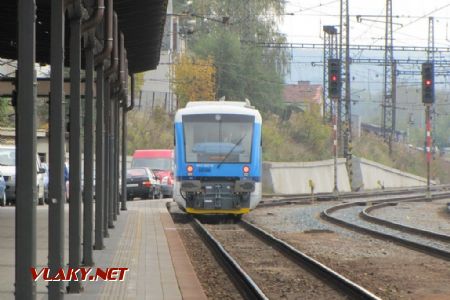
[[0, 199, 206, 300]]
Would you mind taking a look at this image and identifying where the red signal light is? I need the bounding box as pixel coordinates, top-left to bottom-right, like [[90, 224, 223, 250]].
[[425, 79, 432, 86], [331, 74, 337, 81]]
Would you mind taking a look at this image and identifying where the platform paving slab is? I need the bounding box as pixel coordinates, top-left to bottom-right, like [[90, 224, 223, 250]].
[[0, 199, 206, 300]]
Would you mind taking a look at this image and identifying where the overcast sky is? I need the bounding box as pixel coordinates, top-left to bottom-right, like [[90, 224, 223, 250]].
[[281, 0, 450, 47]]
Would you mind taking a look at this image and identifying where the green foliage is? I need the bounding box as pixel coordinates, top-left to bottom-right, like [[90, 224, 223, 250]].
[[262, 112, 332, 162], [354, 133, 450, 184], [287, 110, 331, 158], [126, 107, 174, 154], [178, 0, 289, 112], [0, 98, 14, 127]]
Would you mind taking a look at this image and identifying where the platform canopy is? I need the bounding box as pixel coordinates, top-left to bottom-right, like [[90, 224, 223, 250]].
[[0, 0, 168, 73]]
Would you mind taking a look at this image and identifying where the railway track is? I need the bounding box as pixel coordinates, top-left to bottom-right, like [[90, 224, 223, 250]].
[[321, 192, 450, 261], [192, 217, 380, 300], [260, 184, 450, 207], [361, 202, 450, 243]]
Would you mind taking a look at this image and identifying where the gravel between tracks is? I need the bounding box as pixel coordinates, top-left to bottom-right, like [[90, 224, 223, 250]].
[[370, 199, 450, 235], [246, 203, 450, 300], [207, 223, 347, 300], [170, 213, 243, 300], [333, 205, 450, 252]]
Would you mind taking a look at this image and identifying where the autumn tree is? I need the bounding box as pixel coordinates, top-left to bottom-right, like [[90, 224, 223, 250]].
[[175, 0, 289, 111], [172, 54, 216, 108], [127, 106, 174, 153]]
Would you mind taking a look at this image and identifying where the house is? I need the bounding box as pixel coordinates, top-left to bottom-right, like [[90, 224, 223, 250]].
[[283, 81, 323, 115]]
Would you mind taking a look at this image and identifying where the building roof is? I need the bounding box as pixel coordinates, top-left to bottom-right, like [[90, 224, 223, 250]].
[[283, 81, 323, 105], [0, 0, 168, 73]]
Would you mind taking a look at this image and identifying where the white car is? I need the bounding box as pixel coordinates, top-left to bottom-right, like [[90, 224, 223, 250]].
[[0, 145, 45, 205]]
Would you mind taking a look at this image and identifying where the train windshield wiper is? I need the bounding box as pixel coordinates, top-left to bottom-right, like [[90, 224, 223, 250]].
[[217, 134, 246, 168]]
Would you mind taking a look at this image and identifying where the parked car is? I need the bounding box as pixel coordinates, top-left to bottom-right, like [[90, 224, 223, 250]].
[[126, 167, 162, 200], [0, 173, 6, 206], [131, 149, 174, 197], [0, 145, 45, 205]]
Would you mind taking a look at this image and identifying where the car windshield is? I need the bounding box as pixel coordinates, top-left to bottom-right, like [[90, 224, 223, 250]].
[[183, 114, 254, 163], [131, 157, 172, 170], [0, 148, 15, 166], [127, 169, 147, 177]]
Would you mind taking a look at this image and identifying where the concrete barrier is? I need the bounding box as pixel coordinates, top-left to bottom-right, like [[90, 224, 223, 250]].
[[263, 157, 432, 194], [264, 159, 351, 194], [357, 157, 431, 189]]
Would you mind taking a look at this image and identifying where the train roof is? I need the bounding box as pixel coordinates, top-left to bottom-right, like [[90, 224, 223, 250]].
[[175, 101, 262, 123]]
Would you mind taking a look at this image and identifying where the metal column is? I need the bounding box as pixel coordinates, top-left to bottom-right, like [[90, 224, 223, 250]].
[[340, 0, 353, 189], [112, 97, 118, 220], [121, 101, 128, 210], [109, 90, 116, 223], [104, 80, 112, 233], [68, 0, 83, 293], [49, 0, 66, 298], [427, 17, 436, 155], [94, 65, 105, 250], [16, 1, 37, 299], [382, 0, 395, 154], [425, 106, 432, 199], [115, 99, 120, 216], [83, 33, 95, 266], [82, 0, 105, 264], [94, 0, 113, 249], [120, 34, 128, 211]]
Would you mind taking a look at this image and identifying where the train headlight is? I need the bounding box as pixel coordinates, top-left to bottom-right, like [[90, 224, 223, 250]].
[[243, 165, 250, 175], [187, 165, 194, 174]]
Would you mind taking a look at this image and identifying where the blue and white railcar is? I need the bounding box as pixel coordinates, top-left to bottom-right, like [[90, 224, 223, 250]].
[[173, 101, 262, 215]]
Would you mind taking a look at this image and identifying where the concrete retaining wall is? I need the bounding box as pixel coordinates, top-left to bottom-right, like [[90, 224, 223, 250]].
[[264, 159, 351, 194], [358, 157, 429, 189], [263, 157, 431, 194]]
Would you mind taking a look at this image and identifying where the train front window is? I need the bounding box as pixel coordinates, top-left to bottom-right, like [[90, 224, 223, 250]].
[[183, 114, 254, 163]]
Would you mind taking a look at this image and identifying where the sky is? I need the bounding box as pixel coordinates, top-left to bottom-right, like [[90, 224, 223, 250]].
[[278, 0, 450, 126], [278, 0, 450, 89], [280, 0, 450, 47]]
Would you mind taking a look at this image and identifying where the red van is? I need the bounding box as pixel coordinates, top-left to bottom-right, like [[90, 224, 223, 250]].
[[131, 149, 174, 197]]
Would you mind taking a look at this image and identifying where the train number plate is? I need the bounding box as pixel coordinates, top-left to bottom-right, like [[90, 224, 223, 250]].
[[127, 184, 138, 187]]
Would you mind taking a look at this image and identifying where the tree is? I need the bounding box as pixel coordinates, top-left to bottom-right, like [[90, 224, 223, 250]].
[[172, 54, 216, 108], [126, 107, 174, 153], [175, 0, 289, 112]]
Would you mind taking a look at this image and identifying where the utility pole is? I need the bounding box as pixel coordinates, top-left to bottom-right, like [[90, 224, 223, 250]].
[[328, 58, 341, 195], [382, 0, 396, 154], [428, 17, 436, 158], [422, 62, 434, 199], [340, 0, 353, 189]]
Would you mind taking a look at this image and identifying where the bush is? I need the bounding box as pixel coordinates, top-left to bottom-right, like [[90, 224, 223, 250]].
[[127, 107, 173, 153], [262, 111, 332, 162]]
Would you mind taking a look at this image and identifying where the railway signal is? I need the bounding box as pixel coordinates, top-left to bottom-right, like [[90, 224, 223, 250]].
[[328, 58, 341, 99], [421, 62, 434, 198], [422, 62, 434, 104]]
